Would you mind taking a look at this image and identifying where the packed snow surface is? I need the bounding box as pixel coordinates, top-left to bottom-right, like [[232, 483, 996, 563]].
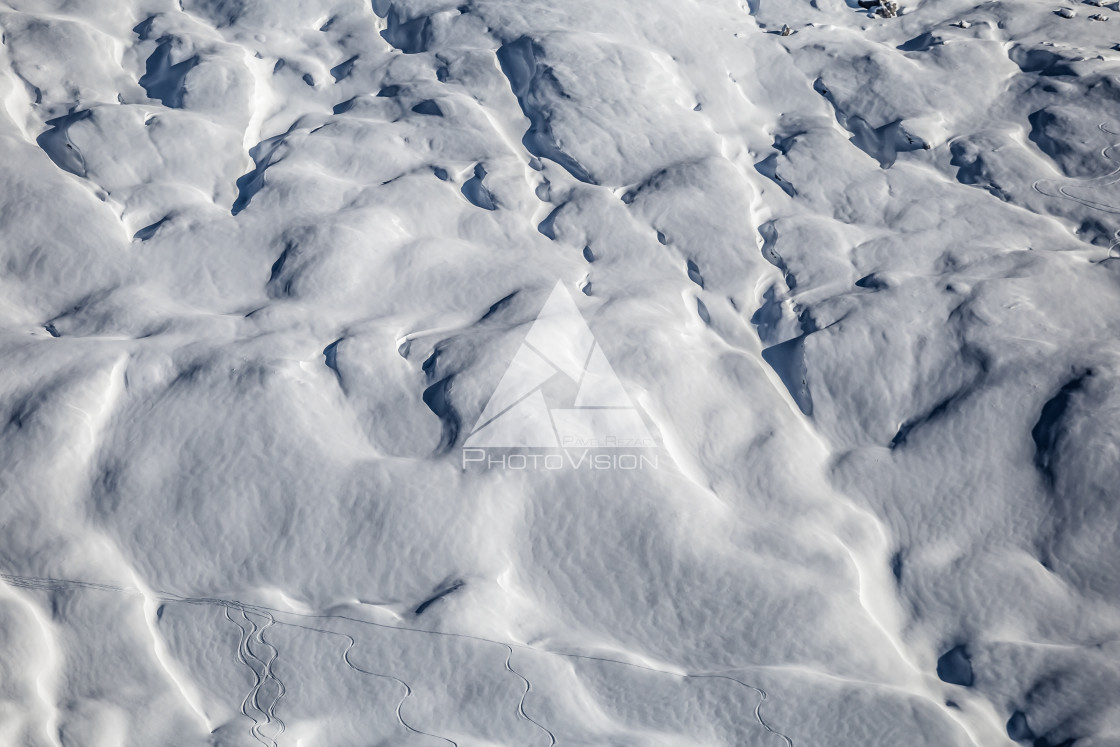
[[2, 0, 1120, 744]]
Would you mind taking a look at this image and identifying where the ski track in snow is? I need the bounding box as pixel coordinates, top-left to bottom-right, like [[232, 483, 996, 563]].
[[224, 607, 287, 747], [1032, 123, 1120, 216], [1032, 122, 1120, 256], [0, 572, 787, 746]]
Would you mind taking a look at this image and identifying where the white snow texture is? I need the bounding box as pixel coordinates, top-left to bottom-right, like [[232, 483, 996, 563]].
[[1, 0, 1119, 745]]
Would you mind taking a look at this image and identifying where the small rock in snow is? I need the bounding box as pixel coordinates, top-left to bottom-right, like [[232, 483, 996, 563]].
[[877, 1, 900, 18]]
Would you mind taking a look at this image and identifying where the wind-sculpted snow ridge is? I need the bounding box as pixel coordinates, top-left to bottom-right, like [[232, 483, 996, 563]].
[[2, 0, 1120, 744]]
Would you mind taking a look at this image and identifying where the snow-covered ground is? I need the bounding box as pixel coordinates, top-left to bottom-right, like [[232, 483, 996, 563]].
[[2, 0, 1120, 744]]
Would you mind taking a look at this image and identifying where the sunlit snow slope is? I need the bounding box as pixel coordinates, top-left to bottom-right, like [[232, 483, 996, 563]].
[[2, 0, 1120, 745]]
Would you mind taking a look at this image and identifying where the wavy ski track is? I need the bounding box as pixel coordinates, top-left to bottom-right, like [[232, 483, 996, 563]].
[[0, 572, 789, 746], [306, 622, 460, 747], [1031, 123, 1120, 258], [224, 607, 286, 747], [1033, 123, 1120, 216], [500, 642, 557, 747]]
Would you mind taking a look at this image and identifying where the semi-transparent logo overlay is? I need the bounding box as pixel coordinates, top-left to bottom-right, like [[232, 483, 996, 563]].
[[463, 281, 659, 470]]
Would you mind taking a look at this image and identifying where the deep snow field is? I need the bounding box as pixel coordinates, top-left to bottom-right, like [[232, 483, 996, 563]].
[[2, 0, 1120, 744]]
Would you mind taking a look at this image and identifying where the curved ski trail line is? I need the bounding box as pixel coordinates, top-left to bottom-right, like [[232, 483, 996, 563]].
[[225, 607, 287, 747], [501, 642, 556, 746], [340, 635, 458, 747], [689, 674, 792, 747], [0, 574, 792, 746], [1032, 123, 1120, 216]]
